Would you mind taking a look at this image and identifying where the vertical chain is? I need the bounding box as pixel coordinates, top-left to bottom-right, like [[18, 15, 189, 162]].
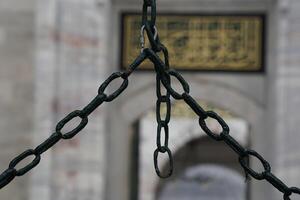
[[141, 0, 160, 52], [141, 0, 174, 178], [154, 44, 173, 178]]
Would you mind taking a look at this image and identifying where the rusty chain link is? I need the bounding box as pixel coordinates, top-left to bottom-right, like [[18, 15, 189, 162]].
[[1, 1, 300, 199]]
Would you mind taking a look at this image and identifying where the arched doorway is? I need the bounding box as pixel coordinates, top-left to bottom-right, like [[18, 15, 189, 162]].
[[155, 135, 249, 200], [157, 164, 246, 200], [131, 100, 250, 200], [106, 79, 264, 200]]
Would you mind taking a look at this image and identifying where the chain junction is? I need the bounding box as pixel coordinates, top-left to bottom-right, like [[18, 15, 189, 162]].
[[1, 0, 300, 199]]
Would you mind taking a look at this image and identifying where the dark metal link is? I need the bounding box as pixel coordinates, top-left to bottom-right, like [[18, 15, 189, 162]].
[[164, 69, 190, 99], [145, 48, 190, 99], [198, 111, 229, 141], [9, 149, 41, 176], [123, 51, 147, 77], [98, 72, 129, 102], [156, 72, 170, 98], [182, 92, 207, 119], [154, 147, 173, 178], [156, 69, 190, 99], [221, 133, 247, 155], [35, 132, 62, 154], [0, 169, 16, 189], [143, 22, 160, 52], [239, 150, 271, 180], [155, 43, 170, 98], [264, 172, 291, 194], [156, 97, 171, 124], [156, 123, 169, 151], [142, 0, 156, 26], [284, 187, 300, 200], [144, 48, 165, 72], [141, 0, 159, 51], [56, 110, 88, 139], [157, 44, 170, 67], [82, 94, 107, 116]]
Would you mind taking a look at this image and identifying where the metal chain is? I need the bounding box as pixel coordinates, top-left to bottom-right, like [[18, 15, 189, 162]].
[[1, 1, 300, 199], [141, 0, 174, 178], [0, 51, 147, 189], [143, 39, 300, 199], [154, 44, 173, 178]]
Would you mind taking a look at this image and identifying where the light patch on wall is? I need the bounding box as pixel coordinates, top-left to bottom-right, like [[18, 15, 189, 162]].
[[0, 28, 6, 46]]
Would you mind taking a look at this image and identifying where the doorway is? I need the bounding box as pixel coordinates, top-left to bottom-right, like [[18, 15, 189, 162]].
[[130, 100, 250, 200]]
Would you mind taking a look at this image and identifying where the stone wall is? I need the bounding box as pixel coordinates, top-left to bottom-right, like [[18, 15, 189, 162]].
[[1, 0, 300, 200], [272, 0, 300, 199], [0, 0, 35, 200], [30, 0, 111, 199]]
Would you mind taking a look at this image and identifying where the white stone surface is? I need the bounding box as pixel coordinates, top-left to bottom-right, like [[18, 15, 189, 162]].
[[31, 0, 111, 200]]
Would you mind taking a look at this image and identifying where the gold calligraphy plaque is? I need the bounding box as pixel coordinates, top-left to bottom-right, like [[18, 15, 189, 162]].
[[121, 13, 265, 72]]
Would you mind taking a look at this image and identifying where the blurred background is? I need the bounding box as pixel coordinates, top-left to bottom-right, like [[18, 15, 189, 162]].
[[0, 0, 299, 200]]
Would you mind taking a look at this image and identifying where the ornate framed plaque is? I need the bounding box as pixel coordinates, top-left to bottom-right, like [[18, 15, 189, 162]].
[[120, 13, 265, 72]]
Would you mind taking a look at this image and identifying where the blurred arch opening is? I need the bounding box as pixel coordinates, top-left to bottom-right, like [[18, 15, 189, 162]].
[[133, 100, 249, 200], [157, 164, 246, 200]]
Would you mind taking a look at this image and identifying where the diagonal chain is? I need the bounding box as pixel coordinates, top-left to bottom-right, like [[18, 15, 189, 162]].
[[144, 42, 300, 199], [0, 1, 300, 200], [154, 44, 173, 178], [0, 52, 147, 189], [140, 1, 300, 197]]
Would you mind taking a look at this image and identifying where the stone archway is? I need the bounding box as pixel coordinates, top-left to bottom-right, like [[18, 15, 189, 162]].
[[155, 135, 249, 200], [136, 101, 249, 200], [157, 164, 246, 200], [106, 79, 264, 200]]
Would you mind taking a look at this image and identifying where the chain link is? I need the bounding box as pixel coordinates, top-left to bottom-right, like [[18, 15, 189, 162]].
[[142, 0, 156, 27], [0, 1, 300, 199]]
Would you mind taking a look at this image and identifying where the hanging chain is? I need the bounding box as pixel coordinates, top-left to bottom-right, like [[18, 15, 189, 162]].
[[154, 45, 173, 178], [0, 1, 300, 199], [141, 0, 173, 178], [0, 51, 147, 189]]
